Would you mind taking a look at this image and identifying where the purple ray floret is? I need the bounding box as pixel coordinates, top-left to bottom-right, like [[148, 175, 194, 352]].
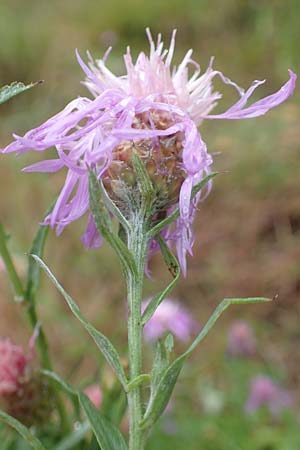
[[1, 30, 296, 275]]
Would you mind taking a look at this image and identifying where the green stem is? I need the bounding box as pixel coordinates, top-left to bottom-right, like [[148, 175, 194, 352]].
[[127, 214, 148, 450], [0, 224, 24, 302]]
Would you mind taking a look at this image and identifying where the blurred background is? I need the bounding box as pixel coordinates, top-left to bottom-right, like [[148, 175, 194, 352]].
[[0, 0, 300, 448]]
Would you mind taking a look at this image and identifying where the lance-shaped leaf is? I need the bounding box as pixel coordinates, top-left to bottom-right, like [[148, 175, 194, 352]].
[[0, 81, 42, 105], [148, 172, 218, 239], [41, 370, 77, 397], [89, 170, 137, 277], [149, 338, 171, 405], [0, 410, 47, 450], [31, 255, 128, 391], [25, 205, 53, 303], [79, 393, 128, 450], [0, 224, 24, 302], [41, 369, 79, 416], [127, 374, 151, 392], [131, 152, 155, 212], [142, 236, 180, 325], [140, 296, 271, 429]]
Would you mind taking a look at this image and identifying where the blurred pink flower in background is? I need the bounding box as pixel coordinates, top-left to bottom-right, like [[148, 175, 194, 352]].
[[245, 375, 293, 416], [84, 384, 103, 408], [227, 320, 256, 357], [0, 338, 29, 396], [143, 298, 199, 342]]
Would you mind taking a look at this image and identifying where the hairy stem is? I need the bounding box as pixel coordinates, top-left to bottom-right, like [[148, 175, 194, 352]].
[[127, 214, 148, 450]]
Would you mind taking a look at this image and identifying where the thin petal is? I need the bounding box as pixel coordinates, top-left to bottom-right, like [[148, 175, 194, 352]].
[[22, 159, 64, 173], [205, 70, 296, 120]]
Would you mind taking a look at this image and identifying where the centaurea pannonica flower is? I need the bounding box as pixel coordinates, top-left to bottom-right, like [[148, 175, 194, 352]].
[[143, 297, 198, 342], [245, 375, 293, 416], [1, 30, 296, 274]]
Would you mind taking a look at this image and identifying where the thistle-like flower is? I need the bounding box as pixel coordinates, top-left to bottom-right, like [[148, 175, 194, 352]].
[[1, 30, 296, 274], [245, 375, 293, 416]]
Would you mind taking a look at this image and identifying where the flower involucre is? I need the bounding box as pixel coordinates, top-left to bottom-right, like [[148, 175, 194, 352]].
[[2, 30, 296, 274]]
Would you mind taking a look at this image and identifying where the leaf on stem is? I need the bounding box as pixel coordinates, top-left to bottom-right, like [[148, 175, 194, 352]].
[[79, 393, 128, 450], [0, 410, 47, 450], [25, 205, 53, 303], [0, 81, 42, 105], [142, 236, 180, 325], [89, 170, 137, 277], [41, 370, 77, 397], [140, 296, 271, 429], [131, 152, 155, 212], [0, 224, 24, 302], [31, 255, 128, 391]]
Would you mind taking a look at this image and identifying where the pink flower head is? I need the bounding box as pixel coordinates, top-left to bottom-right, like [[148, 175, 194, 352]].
[[227, 320, 256, 357], [0, 338, 29, 396], [245, 375, 293, 416], [1, 30, 296, 274], [84, 384, 102, 408], [143, 297, 199, 342]]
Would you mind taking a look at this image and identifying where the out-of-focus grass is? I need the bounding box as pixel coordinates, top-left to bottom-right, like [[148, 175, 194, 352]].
[[0, 0, 300, 447]]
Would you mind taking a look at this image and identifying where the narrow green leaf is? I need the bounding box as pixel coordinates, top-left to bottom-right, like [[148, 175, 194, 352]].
[[0, 81, 42, 105], [25, 205, 53, 303], [149, 340, 169, 400], [31, 255, 128, 391], [0, 224, 24, 302], [53, 422, 90, 450], [41, 370, 77, 397], [183, 297, 271, 357], [164, 333, 174, 356], [140, 296, 271, 429], [41, 369, 79, 418], [148, 172, 218, 239], [89, 170, 137, 277], [127, 374, 151, 392], [142, 236, 180, 325], [79, 393, 128, 450], [131, 152, 155, 211], [0, 410, 46, 450], [141, 359, 183, 430]]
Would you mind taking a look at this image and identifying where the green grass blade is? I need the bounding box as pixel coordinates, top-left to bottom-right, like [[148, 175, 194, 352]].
[[0, 410, 46, 450]]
